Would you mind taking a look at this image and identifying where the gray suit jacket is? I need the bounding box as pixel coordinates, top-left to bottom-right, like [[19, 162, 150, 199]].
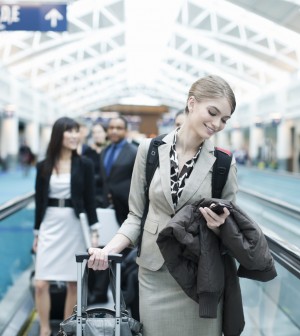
[[118, 131, 238, 271]]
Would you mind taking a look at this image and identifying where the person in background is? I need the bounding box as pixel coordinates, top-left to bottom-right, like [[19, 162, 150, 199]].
[[174, 110, 185, 128], [100, 116, 138, 226], [77, 122, 89, 155], [83, 122, 110, 304], [19, 140, 34, 176], [33, 117, 99, 336], [83, 122, 107, 208], [87, 75, 239, 335]]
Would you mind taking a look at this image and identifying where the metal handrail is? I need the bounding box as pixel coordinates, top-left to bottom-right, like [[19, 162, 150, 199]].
[[238, 187, 300, 278], [0, 191, 34, 221], [262, 226, 300, 279], [239, 187, 300, 216]]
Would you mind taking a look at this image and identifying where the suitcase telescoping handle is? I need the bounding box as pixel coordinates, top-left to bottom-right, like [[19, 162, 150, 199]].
[[75, 252, 123, 263], [75, 252, 123, 336]]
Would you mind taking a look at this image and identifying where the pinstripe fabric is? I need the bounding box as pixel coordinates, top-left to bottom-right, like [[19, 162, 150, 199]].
[[138, 265, 223, 336]]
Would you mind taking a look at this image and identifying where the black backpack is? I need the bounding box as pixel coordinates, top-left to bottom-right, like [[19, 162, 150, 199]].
[[137, 134, 232, 256]]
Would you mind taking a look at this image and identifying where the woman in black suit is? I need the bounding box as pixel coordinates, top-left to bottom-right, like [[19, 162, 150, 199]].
[[32, 117, 99, 336]]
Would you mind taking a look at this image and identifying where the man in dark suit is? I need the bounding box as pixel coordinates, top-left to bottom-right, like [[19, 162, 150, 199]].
[[101, 116, 138, 225]]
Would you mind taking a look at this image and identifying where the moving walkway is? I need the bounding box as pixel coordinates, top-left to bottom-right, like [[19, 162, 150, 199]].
[[1, 167, 300, 335]]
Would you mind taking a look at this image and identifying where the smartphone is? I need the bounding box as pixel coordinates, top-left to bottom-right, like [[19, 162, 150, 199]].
[[209, 202, 233, 215]]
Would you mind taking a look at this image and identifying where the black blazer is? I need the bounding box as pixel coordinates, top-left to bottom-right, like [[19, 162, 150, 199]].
[[100, 141, 138, 225], [34, 155, 98, 231]]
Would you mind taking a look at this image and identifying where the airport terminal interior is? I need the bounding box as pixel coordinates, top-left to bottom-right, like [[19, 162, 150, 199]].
[[1, 0, 300, 335]]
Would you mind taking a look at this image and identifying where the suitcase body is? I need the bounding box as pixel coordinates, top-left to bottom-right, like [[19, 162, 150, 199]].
[[79, 210, 118, 306], [76, 253, 122, 336], [58, 253, 142, 336]]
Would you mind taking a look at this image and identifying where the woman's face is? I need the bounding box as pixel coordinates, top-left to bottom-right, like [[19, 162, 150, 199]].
[[62, 128, 80, 151], [187, 96, 231, 140], [92, 124, 106, 145]]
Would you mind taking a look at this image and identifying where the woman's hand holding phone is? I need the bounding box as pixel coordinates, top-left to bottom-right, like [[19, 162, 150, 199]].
[[209, 202, 233, 215], [199, 202, 232, 233]]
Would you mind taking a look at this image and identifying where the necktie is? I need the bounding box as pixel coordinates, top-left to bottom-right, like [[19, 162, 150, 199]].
[[105, 145, 117, 175]]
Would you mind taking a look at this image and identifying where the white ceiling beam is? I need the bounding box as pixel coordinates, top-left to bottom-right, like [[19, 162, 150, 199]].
[[65, 81, 127, 113], [32, 48, 125, 87], [165, 48, 259, 93], [71, 0, 123, 17], [189, 0, 300, 44], [186, 0, 300, 66], [173, 24, 288, 79], [58, 71, 127, 106], [7, 25, 124, 72], [49, 62, 126, 98]]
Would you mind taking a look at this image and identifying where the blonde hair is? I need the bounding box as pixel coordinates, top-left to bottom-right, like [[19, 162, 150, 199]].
[[185, 75, 236, 114]]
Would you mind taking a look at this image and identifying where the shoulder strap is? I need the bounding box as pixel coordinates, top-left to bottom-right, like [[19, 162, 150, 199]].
[[137, 134, 165, 256], [212, 147, 232, 199], [145, 134, 166, 189]]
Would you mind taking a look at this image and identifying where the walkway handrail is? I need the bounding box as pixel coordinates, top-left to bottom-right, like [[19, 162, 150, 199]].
[[262, 226, 300, 279], [239, 187, 300, 216], [0, 191, 34, 221]]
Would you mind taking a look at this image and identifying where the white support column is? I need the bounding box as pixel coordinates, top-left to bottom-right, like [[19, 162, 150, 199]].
[[277, 120, 292, 171], [230, 128, 243, 151], [216, 130, 230, 149], [249, 125, 264, 163], [40, 125, 52, 159], [25, 121, 39, 156], [0, 116, 19, 169]]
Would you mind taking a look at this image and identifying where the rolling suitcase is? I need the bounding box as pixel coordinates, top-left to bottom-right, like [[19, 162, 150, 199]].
[[58, 252, 143, 336]]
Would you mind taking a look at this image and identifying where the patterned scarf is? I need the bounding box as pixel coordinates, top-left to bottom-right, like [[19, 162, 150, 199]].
[[170, 129, 202, 208]]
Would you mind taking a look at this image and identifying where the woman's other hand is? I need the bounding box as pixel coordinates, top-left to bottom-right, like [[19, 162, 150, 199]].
[[88, 247, 109, 270], [199, 206, 230, 234]]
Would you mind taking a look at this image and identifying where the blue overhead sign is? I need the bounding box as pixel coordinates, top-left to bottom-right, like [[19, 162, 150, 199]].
[[0, 3, 67, 31]]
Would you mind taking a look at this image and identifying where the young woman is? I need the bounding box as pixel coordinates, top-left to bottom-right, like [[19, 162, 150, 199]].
[[87, 75, 237, 336], [33, 117, 99, 336]]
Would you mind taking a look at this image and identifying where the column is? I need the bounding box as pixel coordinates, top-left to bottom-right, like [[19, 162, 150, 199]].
[[215, 130, 230, 149], [25, 121, 39, 156], [39, 125, 52, 159], [277, 120, 292, 171], [230, 128, 243, 151], [249, 124, 264, 164], [0, 115, 19, 169]]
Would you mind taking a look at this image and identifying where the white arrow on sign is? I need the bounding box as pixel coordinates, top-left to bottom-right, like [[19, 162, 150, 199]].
[[44, 8, 63, 28]]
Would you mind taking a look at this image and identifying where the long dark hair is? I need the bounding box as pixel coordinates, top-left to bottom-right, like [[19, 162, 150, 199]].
[[43, 117, 79, 176]]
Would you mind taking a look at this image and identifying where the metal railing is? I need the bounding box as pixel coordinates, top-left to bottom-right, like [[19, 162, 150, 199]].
[[0, 191, 34, 221], [238, 187, 300, 278], [239, 187, 300, 218]]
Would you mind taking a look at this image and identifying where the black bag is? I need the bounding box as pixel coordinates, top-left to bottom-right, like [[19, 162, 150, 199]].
[[58, 253, 143, 336]]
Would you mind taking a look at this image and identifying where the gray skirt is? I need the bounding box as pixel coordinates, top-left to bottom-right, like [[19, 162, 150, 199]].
[[138, 265, 222, 336]]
